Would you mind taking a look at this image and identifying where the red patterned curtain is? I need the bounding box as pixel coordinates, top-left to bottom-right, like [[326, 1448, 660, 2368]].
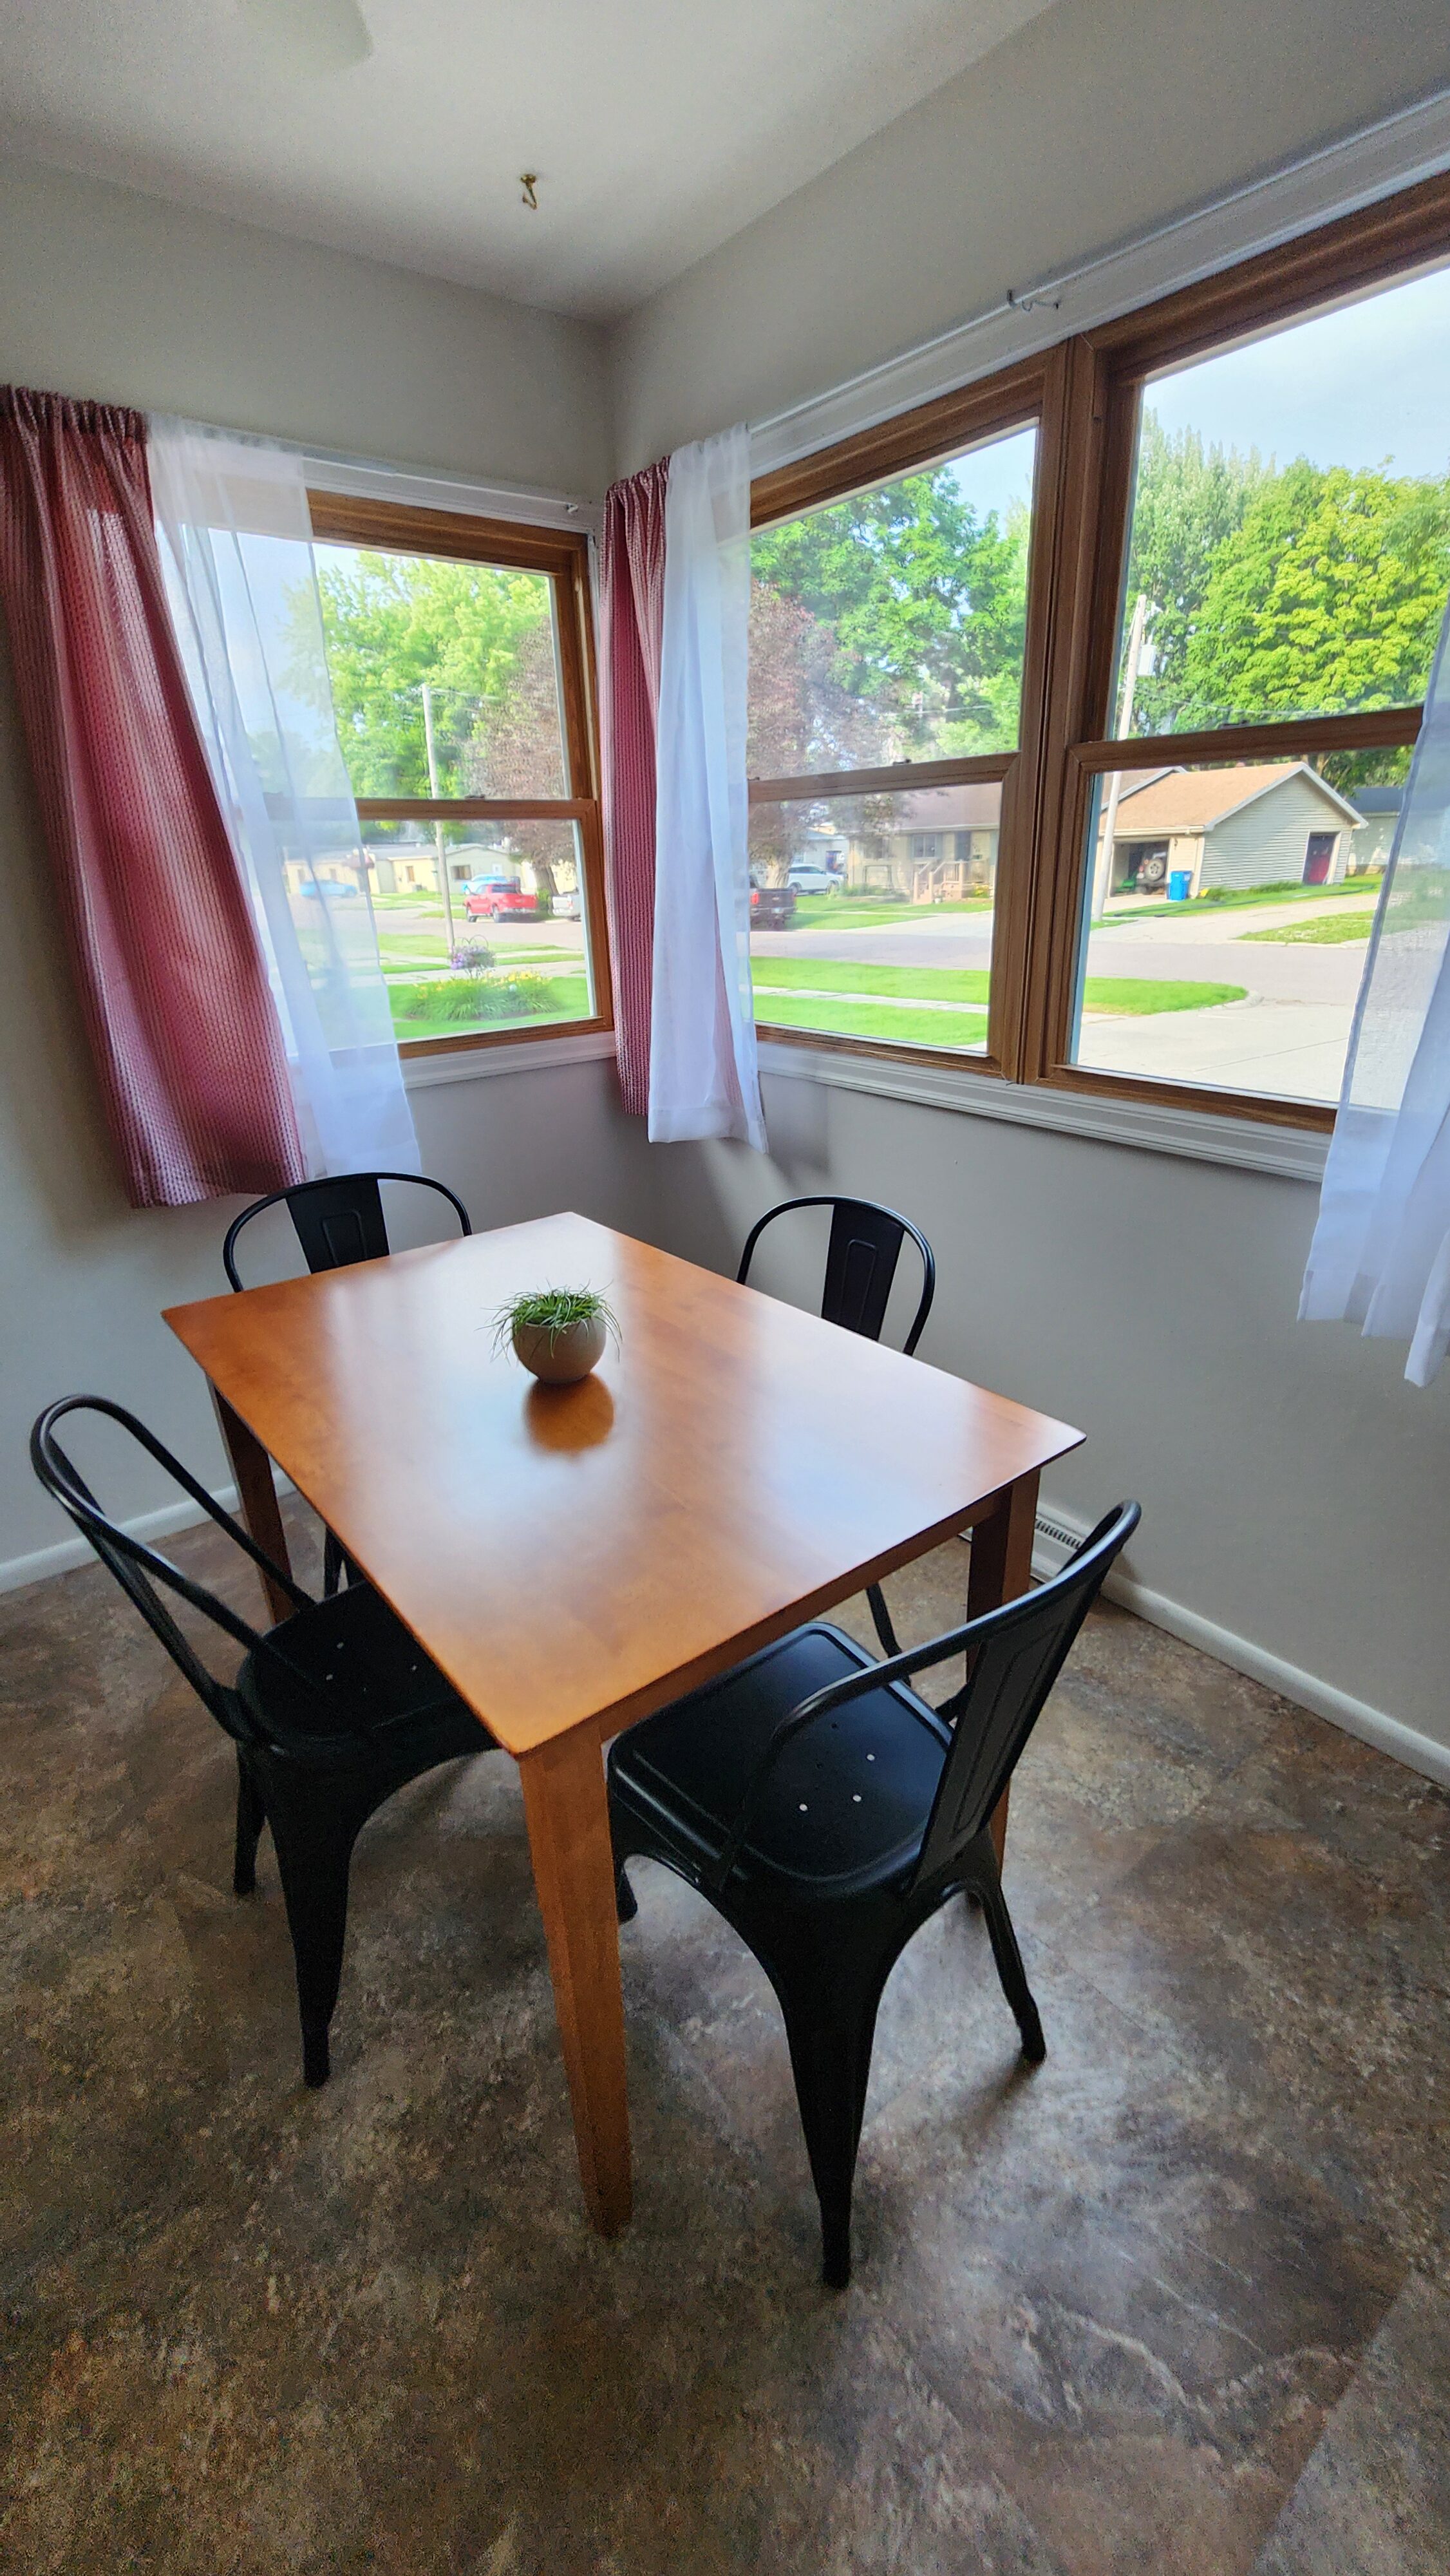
[[0, 386, 304, 1208], [598, 460, 668, 1117]]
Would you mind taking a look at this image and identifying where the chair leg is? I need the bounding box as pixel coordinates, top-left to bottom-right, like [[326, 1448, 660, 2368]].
[[267, 1792, 366, 2087], [865, 1581, 901, 1658], [781, 1989, 880, 2290], [614, 1864, 638, 1924], [232, 1754, 268, 1897], [322, 1530, 346, 1598], [977, 1873, 1046, 2063]]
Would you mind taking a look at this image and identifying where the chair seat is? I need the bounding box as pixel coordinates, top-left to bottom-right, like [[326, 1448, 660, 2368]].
[[610, 1623, 951, 1896], [237, 1580, 489, 1760]]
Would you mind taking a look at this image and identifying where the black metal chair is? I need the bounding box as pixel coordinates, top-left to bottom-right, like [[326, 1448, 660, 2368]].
[[223, 1171, 472, 1593], [737, 1195, 936, 1657], [32, 1396, 498, 2090], [222, 1169, 472, 1293], [609, 1501, 1139, 2288]]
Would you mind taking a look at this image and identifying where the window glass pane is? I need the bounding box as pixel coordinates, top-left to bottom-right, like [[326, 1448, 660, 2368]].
[[748, 787, 1000, 1054], [312, 543, 568, 797], [1116, 264, 1450, 735], [1068, 749, 1404, 1103], [749, 425, 1036, 777], [334, 820, 593, 1041]]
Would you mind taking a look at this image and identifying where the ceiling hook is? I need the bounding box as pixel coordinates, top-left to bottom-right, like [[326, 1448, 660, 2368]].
[[520, 173, 539, 211]]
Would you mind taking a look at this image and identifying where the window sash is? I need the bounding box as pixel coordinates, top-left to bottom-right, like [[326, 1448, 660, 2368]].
[[305, 491, 610, 1059], [749, 364, 1055, 1083]]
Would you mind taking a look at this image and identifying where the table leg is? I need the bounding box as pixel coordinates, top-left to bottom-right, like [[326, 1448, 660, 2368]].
[[211, 1385, 296, 1628], [520, 1727, 632, 2237], [967, 1468, 1040, 1868]]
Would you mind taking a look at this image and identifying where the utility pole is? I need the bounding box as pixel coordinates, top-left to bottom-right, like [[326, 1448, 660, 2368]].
[[420, 682, 457, 947], [1091, 590, 1149, 924]]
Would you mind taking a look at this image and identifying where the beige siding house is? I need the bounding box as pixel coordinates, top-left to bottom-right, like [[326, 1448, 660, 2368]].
[[1100, 762, 1364, 895], [840, 784, 1003, 901]]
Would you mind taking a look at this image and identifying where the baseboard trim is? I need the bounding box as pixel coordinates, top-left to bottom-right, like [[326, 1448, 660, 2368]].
[[1030, 1506, 1450, 1790], [0, 1479, 281, 1598]]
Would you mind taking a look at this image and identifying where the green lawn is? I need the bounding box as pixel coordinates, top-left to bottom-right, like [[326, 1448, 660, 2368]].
[[754, 992, 992, 1048], [752, 960, 992, 1002], [751, 959, 1244, 1016], [1080, 977, 1246, 1014], [377, 929, 579, 969], [1098, 878, 1383, 925], [1240, 909, 1377, 945]]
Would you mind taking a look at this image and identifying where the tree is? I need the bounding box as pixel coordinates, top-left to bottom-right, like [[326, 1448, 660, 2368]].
[[1122, 419, 1450, 736], [1121, 413, 1268, 733], [746, 585, 901, 880], [750, 467, 1030, 759], [305, 549, 555, 798], [461, 616, 570, 898], [1179, 460, 1450, 725]]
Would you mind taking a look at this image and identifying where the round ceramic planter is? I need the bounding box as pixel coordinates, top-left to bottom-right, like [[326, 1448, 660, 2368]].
[[511, 1314, 608, 1385]]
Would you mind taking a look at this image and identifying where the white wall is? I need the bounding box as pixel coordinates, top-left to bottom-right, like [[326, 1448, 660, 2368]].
[[0, 156, 610, 493], [608, 3, 1450, 1763], [610, 0, 1450, 470], [0, 156, 647, 1569], [648, 1081, 1450, 1761]]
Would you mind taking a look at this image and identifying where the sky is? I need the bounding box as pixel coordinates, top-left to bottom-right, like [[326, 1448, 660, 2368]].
[[940, 255, 1450, 535], [946, 423, 1036, 527], [1145, 259, 1450, 478]]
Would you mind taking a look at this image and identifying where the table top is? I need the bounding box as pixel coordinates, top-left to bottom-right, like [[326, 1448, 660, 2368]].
[[165, 1213, 1082, 1758]]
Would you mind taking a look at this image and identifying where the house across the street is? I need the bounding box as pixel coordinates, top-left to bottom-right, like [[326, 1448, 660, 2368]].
[[1098, 761, 1366, 895], [839, 783, 1004, 901]]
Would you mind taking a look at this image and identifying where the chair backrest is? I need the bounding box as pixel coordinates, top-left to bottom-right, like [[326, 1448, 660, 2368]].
[[706, 1502, 1138, 1898], [736, 1195, 936, 1354], [223, 1171, 471, 1292], [910, 1503, 1140, 1887], [30, 1397, 313, 1740]]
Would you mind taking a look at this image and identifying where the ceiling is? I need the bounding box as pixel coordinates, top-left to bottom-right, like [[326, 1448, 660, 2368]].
[[0, 0, 1058, 321]]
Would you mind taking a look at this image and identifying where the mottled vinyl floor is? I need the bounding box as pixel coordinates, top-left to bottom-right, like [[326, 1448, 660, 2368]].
[[2, 1506, 1448, 2575]]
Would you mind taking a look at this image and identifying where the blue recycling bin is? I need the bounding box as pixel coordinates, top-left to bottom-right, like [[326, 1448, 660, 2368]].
[[1168, 869, 1192, 902]]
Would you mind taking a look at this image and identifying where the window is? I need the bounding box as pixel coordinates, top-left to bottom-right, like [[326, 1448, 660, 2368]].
[[306, 494, 608, 1056], [749, 174, 1450, 1128], [1054, 250, 1449, 1112], [748, 386, 1042, 1064]]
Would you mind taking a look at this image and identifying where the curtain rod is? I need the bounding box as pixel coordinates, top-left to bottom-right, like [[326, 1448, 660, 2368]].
[[749, 80, 1450, 445]]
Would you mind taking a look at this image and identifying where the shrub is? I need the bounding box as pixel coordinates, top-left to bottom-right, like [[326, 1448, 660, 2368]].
[[403, 972, 557, 1023]]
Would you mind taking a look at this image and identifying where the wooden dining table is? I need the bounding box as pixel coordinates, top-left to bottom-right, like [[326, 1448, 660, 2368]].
[[165, 1210, 1082, 2237]]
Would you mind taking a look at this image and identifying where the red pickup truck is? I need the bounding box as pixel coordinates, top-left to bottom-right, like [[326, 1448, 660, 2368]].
[[463, 878, 538, 920]]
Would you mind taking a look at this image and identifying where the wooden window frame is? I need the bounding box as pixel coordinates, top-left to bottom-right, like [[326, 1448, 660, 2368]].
[[748, 169, 1450, 1130], [749, 357, 1054, 1084], [306, 490, 611, 1060]]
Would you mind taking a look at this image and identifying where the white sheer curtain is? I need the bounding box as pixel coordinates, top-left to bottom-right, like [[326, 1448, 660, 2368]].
[[148, 419, 419, 1179], [1300, 596, 1450, 1384], [648, 424, 766, 1151]]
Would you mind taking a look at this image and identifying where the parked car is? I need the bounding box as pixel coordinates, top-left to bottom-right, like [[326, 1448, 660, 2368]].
[[749, 874, 797, 930], [299, 877, 362, 902], [464, 880, 539, 920], [787, 862, 842, 896], [552, 885, 583, 921]]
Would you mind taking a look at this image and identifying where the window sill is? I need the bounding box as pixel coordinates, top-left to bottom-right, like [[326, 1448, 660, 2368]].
[[754, 1036, 1330, 1181], [402, 1028, 617, 1089]]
